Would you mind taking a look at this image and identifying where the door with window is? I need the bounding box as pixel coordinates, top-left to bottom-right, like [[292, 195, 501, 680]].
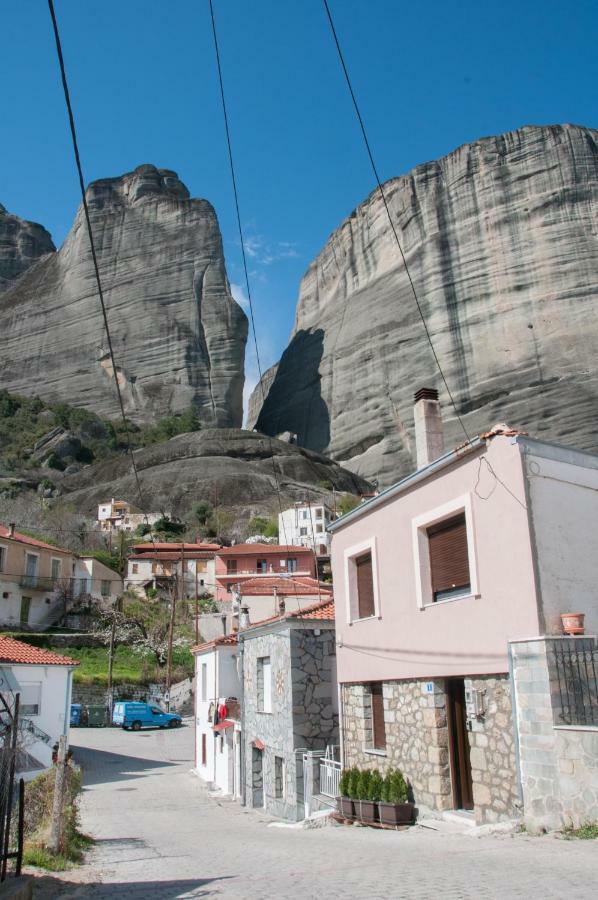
[[20, 596, 32, 625], [446, 679, 474, 810], [24, 553, 38, 589]]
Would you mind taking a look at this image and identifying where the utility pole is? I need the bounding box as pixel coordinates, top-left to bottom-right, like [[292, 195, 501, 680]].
[[107, 617, 116, 722], [48, 735, 67, 854]]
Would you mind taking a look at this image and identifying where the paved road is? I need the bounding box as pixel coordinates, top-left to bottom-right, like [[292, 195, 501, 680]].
[[31, 721, 596, 899]]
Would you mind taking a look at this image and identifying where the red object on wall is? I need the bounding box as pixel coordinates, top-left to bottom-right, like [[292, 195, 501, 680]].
[[218, 703, 228, 719]]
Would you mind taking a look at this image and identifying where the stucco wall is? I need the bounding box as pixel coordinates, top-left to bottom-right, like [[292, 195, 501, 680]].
[[10, 663, 73, 768], [331, 437, 539, 684]]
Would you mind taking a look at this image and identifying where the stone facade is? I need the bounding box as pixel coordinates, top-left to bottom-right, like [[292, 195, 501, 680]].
[[341, 674, 518, 824], [241, 622, 338, 821], [511, 637, 598, 832]]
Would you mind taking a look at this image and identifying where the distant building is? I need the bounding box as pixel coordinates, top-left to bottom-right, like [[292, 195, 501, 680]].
[[73, 557, 123, 604], [125, 542, 221, 599], [214, 544, 317, 603], [97, 499, 165, 534], [278, 503, 334, 557]]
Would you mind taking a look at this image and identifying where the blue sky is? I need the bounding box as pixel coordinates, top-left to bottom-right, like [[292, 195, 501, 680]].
[[2, 1, 597, 411]]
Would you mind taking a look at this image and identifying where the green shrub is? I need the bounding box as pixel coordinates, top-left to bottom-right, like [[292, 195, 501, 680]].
[[388, 768, 409, 804], [369, 769, 384, 802], [339, 768, 351, 799], [356, 770, 372, 801], [347, 767, 360, 799]]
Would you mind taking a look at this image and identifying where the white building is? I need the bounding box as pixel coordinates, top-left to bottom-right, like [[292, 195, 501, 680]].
[[193, 634, 241, 798], [97, 499, 165, 534], [125, 543, 220, 599], [278, 503, 334, 557], [0, 635, 79, 778], [73, 557, 122, 603]]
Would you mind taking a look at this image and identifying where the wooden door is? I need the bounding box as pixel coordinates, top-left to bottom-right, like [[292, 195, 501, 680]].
[[446, 679, 474, 810], [20, 596, 31, 625]]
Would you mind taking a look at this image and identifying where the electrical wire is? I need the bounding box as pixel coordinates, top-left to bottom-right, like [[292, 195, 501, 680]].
[[321, 0, 472, 448]]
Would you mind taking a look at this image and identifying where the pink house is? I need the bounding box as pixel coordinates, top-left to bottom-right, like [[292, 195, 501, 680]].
[[330, 388, 598, 825], [214, 544, 316, 603]]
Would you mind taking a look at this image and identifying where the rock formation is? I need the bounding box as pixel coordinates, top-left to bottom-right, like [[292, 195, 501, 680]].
[[0, 204, 55, 290], [250, 124, 598, 486], [57, 428, 371, 525], [0, 165, 247, 427]]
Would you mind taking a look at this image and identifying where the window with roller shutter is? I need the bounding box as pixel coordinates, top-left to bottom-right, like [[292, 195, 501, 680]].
[[427, 513, 470, 602], [356, 552, 375, 619], [370, 682, 386, 750]]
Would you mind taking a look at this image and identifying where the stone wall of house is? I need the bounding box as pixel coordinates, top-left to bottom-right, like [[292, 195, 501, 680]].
[[341, 675, 518, 824], [242, 624, 338, 821], [511, 636, 598, 832], [72, 677, 193, 714], [464, 675, 520, 823]]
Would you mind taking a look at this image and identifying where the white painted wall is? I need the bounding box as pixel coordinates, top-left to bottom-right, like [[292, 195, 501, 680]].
[[194, 645, 240, 796], [523, 440, 598, 636], [279, 504, 332, 555], [8, 663, 74, 769]]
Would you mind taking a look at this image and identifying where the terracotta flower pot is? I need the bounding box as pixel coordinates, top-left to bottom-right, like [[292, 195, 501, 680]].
[[561, 613, 585, 636], [338, 797, 355, 819], [378, 801, 415, 826]]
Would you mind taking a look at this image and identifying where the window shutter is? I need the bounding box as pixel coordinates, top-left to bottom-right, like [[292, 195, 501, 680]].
[[427, 513, 470, 599], [356, 553, 375, 618], [371, 683, 386, 750]]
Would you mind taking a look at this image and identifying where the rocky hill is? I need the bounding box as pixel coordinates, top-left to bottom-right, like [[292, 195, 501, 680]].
[[0, 165, 247, 427], [250, 124, 598, 486], [55, 428, 371, 526]]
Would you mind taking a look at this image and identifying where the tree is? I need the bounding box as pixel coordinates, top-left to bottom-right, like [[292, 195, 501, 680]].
[[192, 500, 213, 527], [337, 494, 361, 516], [153, 516, 186, 541], [246, 515, 278, 539]]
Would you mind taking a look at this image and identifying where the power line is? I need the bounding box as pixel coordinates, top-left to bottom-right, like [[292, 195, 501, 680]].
[[46, 0, 155, 543], [321, 0, 472, 448]]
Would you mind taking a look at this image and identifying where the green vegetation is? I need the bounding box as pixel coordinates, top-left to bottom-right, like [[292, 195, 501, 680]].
[[246, 515, 279, 538], [20, 766, 92, 870], [337, 494, 361, 516], [52, 645, 194, 686], [0, 388, 201, 476], [562, 822, 598, 840]]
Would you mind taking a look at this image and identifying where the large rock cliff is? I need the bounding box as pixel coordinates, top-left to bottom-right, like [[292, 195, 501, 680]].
[[0, 204, 55, 290], [250, 124, 598, 485], [0, 165, 247, 426]]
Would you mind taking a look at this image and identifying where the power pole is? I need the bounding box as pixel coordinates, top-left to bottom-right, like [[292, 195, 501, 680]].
[[48, 735, 67, 854], [165, 565, 178, 712], [107, 617, 116, 722]]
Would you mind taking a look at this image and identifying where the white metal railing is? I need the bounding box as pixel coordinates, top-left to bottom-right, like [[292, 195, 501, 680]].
[[320, 757, 342, 799]]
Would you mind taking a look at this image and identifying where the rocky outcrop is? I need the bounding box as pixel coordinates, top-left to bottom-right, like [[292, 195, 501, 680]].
[[57, 428, 371, 524], [0, 204, 55, 289], [0, 165, 247, 427], [251, 124, 598, 486]]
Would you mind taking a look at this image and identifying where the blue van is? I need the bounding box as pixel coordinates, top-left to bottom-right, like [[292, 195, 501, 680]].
[[112, 701, 182, 731]]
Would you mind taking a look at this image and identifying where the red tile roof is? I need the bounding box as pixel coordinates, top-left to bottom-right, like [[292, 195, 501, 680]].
[[241, 599, 336, 631], [129, 552, 215, 561], [191, 633, 238, 654], [133, 542, 221, 552], [238, 576, 332, 597], [0, 524, 73, 555], [217, 544, 314, 556], [0, 636, 80, 667]]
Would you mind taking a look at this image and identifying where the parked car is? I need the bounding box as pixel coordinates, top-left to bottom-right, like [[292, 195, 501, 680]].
[[112, 701, 182, 731]]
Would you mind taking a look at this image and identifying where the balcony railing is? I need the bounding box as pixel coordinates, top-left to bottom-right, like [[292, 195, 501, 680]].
[[18, 576, 101, 598], [19, 575, 62, 591], [222, 567, 311, 578]]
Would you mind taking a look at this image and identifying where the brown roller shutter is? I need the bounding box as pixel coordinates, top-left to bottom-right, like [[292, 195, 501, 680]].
[[371, 683, 386, 750], [427, 513, 470, 601], [356, 552, 375, 619]]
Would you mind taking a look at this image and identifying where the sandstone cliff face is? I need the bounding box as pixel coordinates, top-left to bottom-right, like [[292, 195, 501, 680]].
[[252, 125, 598, 485], [57, 428, 371, 524], [0, 204, 55, 290], [0, 165, 247, 426]]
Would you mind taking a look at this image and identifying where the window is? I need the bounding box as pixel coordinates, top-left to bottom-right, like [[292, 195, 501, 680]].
[[316, 508, 323, 519], [316, 524, 324, 533], [369, 683, 386, 750], [0, 546, 5, 572], [20, 682, 41, 716], [299, 527, 308, 536], [256, 559, 267, 574], [356, 552, 375, 619], [427, 513, 470, 602], [101, 580, 110, 597], [257, 656, 272, 713], [227, 560, 238, 575], [24, 553, 38, 588], [201, 663, 207, 702], [302, 510, 308, 520], [286, 559, 297, 574], [274, 755, 285, 799], [196, 560, 207, 573], [132, 563, 139, 574], [51, 558, 61, 581]]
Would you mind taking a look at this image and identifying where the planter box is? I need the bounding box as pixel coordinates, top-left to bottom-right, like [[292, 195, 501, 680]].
[[357, 800, 378, 824], [378, 801, 415, 826], [338, 797, 355, 819]]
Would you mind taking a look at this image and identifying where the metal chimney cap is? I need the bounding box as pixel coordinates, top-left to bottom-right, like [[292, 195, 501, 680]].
[[414, 387, 439, 402]]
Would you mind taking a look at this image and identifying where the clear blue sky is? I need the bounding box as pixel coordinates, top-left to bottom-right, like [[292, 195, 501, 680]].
[[2, 1, 597, 407]]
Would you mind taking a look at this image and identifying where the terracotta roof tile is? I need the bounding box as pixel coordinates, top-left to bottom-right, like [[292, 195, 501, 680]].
[[132, 542, 221, 552], [241, 599, 336, 631], [237, 576, 332, 597], [191, 633, 238, 654], [0, 636, 80, 667], [217, 544, 313, 556], [0, 524, 72, 555]]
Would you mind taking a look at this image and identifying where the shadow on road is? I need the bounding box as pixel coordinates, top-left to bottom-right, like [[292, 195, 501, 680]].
[[70, 746, 178, 787], [32, 873, 234, 898]]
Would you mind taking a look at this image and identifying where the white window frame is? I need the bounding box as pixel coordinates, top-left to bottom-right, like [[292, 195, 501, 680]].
[[411, 493, 479, 610], [201, 663, 208, 702], [51, 557, 61, 581], [19, 681, 42, 717], [0, 544, 7, 573], [343, 536, 380, 624], [257, 656, 272, 713]]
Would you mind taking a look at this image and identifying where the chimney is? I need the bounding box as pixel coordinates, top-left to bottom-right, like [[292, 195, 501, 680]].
[[413, 388, 444, 468], [8, 523, 15, 537], [239, 605, 250, 630]]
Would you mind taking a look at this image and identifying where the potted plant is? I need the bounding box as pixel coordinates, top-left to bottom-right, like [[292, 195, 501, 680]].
[[378, 768, 415, 826], [369, 769, 384, 822], [561, 613, 585, 636], [338, 768, 355, 819], [356, 769, 375, 823]]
